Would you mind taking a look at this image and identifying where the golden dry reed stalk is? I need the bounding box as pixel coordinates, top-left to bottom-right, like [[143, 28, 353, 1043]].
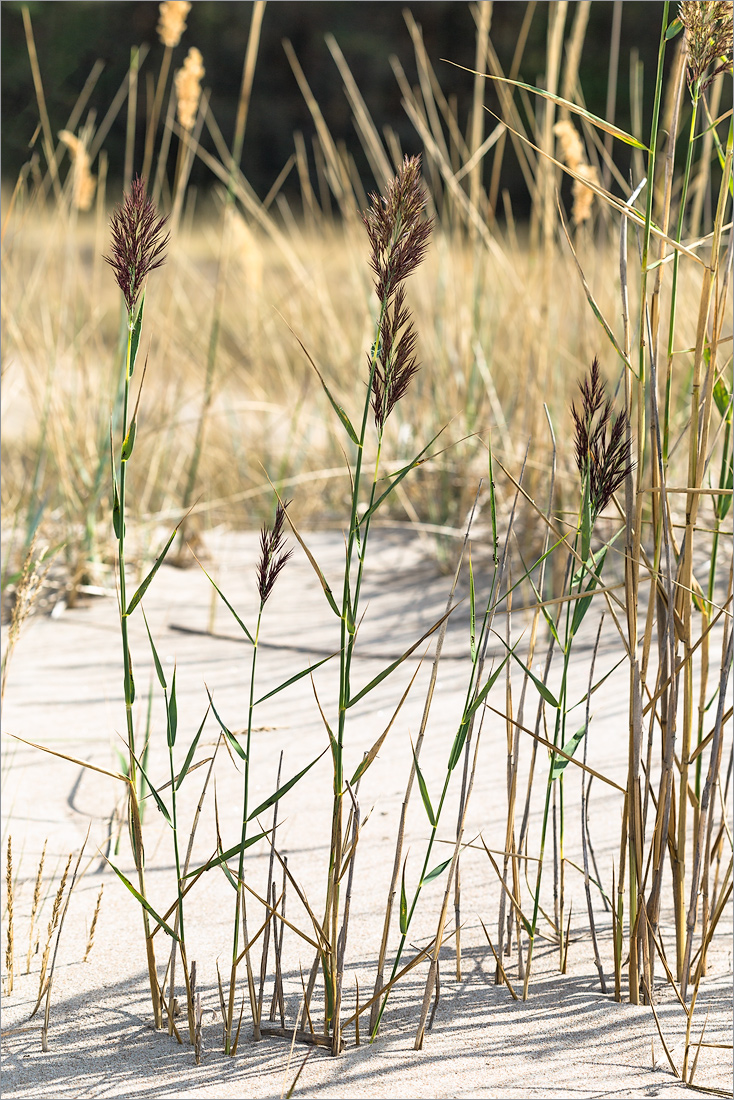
[[57, 130, 96, 211], [157, 0, 191, 48], [36, 853, 72, 1005], [174, 47, 205, 131], [83, 884, 104, 963], [553, 119, 599, 225], [5, 836, 14, 994], [27, 839, 47, 973]]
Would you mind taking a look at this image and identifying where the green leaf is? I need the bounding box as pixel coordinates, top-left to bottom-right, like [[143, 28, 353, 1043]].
[[167, 666, 178, 748], [665, 15, 683, 39], [447, 715, 471, 774], [423, 857, 452, 885], [465, 652, 511, 723], [130, 746, 172, 826], [487, 431, 498, 565], [347, 603, 456, 708], [412, 743, 435, 826], [571, 547, 608, 638], [713, 377, 732, 422], [494, 634, 559, 709], [141, 607, 167, 690], [182, 829, 270, 878], [282, 318, 360, 445], [107, 859, 178, 939], [247, 748, 328, 821], [205, 687, 247, 761], [580, 478, 592, 565], [399, 858, 408, 934], [125, 650, 135, 705], [551, 724, 587, 780], [125, 526, 178, 617], [120, 418, 137, 462], [192, 555, 254, 645], [112, 484, 122, 539], [176, 706, 210, 791], [482, 72, 648, 150], [318, 371, 359, 445], [358, 426, 447, 528], [254, 651, 336, 706], [129, 292, 144, 378]]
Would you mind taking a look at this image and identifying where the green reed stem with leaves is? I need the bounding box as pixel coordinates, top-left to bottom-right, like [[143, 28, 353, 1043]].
[[105, 177, 169, 1028]]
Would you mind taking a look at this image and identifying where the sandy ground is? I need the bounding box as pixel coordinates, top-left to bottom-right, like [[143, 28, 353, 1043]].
[[2, 528, 732, 1099]]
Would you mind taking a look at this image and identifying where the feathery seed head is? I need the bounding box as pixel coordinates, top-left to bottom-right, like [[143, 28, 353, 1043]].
[[105, 177, 169, 316], [257, 500, 293, 604], [363, 156, 432, 431], [157, 0, 191, 48], [571, 358, 632, 519], [679, 2, 733, 89], [175, 47, 205, 131]]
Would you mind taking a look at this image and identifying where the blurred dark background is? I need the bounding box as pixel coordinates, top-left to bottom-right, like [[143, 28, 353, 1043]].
[[2, 1, 669, 216]]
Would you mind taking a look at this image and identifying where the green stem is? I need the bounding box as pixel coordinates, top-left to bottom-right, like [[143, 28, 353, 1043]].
[[664, 86, 700, 467], [117, 317, 161, 1028], [226, 602, 262, 1054]]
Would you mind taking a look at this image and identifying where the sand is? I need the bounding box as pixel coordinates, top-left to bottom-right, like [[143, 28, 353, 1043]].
[[2, 529, 732, 1099]]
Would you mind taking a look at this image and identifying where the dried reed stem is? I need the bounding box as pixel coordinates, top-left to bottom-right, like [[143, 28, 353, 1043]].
[[27, 839, 46, 973]]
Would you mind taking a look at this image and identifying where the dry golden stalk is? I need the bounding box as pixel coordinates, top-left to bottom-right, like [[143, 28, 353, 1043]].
[[36, 853, 72, 1006], [26, 839, 47, 974], [57, 130, 96, 211], [5, 836, 14, 995], [157, 0, 191, 48], [174, 46, 205, 131], [83, 884, 104, 963], [553, 119, 600, 225]]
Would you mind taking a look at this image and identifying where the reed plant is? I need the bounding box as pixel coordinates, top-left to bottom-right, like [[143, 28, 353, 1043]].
[[1, 0, 732, 1084]]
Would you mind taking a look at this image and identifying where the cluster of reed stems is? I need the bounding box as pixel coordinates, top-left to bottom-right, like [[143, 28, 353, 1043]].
[[2, 0, 732, 1082]]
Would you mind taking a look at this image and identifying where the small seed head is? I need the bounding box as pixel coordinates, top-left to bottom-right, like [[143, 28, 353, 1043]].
[[257, 500, 293, 604], [571, 358, 633, 519]]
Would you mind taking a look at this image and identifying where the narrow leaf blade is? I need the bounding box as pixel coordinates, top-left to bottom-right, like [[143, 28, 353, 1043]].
[[125, 526, 178, 617]]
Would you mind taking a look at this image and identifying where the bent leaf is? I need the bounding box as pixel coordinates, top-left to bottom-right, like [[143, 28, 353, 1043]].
[[176, 706, 210, 791], [423, 857, 452, 885], [125, 526, 178, 617], [399, 858, 408, 934], [494, 634, 559, 709], [551, 724, 587, 780], [247, 747, 328, 820], [107, 859, 178, 939], [255, 651, 336, 706], [129, 292, 145, 377], [190, 550, 254, 645], [358, 426, 448, 527], [205, 686, 246, 761], [412, 742, 435, 826], [182, 829, 270, 878], [347, 603, 457, 708]]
